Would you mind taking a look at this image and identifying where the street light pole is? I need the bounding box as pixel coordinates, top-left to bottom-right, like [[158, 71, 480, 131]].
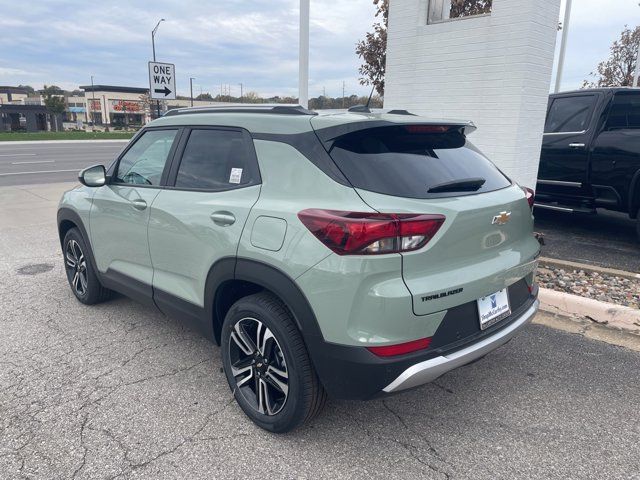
[[190, 77, 195, 106], [554, 0, 572, 93], [151, 18, 165, 118], [299, 0, 310, 108], [239, 83, 243, 103]]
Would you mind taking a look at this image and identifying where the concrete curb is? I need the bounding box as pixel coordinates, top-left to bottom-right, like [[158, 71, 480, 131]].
[[539, 256, 640, 281], [0, 139, 129, 145], [538, 287, 640, 336]]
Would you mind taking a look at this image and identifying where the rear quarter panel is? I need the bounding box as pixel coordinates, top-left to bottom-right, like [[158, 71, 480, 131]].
[[356, 185, 540, 316]]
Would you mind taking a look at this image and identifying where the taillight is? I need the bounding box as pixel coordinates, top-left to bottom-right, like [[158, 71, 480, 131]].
[[367, 337, 432, 357], [521, 187, 535, 210], [298, 209, 445, 255]]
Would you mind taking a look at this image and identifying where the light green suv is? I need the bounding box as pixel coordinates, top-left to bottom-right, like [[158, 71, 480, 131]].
[[58, 105, 540, 433]]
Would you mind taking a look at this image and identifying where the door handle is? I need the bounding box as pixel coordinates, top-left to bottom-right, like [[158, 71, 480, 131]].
[[210, 211, 236, 226], [568, 143, 585, 149], [131, 198, 147, 211]]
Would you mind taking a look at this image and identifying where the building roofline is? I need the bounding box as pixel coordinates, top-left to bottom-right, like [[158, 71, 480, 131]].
[[79, 85, 149, 94], [0, 86, 29, 94]]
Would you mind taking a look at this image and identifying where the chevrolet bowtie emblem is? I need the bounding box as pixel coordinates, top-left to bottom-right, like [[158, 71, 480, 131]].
[[492, 211, 511, 225]]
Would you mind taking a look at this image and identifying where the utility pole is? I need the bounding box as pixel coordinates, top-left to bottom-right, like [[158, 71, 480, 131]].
[[239, 83, 243, 103], [190, 77, 195, 106], [151, 18, 165, 118], [554, 0, 572, 93], [342, 81, 345, 109], [299, 0, 310, 108]]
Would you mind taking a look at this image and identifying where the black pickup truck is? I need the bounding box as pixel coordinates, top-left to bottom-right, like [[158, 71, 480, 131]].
[[535, 88, 640, 238]]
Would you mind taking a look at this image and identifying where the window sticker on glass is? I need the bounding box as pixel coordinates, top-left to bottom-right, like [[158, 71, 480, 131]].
[[229, 168, 243, 184]]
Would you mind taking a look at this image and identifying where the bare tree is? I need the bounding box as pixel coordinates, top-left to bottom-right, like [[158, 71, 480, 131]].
[[449, 0, 492, 18], [356, 0, 388, 96], [583, 25, 640, 88]]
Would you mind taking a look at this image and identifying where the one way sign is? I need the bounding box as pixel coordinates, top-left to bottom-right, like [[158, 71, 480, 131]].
[[148, 61, 176, 100]]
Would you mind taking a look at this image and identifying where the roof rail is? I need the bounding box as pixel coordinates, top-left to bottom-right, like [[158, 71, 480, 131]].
[[164, 104, 317, 117]]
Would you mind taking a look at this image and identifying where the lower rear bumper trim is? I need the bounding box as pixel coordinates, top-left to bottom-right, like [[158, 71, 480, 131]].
[[382, 299, 539, 393]]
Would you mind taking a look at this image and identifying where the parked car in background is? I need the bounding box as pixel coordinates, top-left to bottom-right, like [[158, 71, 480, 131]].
[[58, 106, 540, 432], [535, 88, 640, 238]]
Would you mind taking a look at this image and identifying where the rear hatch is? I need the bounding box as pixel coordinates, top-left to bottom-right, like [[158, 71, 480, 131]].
[[312, 117, 539, 316]]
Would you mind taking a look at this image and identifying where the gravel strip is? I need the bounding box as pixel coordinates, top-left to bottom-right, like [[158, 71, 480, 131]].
[[537, 264, 640, 309]]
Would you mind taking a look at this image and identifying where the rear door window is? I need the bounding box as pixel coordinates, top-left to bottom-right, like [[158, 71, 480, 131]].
[[605, 93, 640, 130], [544, 95, 596, 133], [327, 126, 511, 199], [173, 129, 260, 190]]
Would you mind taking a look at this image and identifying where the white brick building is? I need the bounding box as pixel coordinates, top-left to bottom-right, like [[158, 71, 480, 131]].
[[384, 0, 561, 188]]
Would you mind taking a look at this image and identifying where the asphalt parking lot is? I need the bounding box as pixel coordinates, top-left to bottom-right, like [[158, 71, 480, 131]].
[[1, 182, 640, 479], [535, 208, 640, 272]]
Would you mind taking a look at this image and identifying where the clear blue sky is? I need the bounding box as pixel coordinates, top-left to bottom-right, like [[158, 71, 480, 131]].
[[0, 0, 637, 97]]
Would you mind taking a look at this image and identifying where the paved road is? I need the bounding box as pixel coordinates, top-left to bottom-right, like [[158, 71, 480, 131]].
[[535, 208, 640, 272], [1, 183, 639, 479], [0, 142, 126, 187]]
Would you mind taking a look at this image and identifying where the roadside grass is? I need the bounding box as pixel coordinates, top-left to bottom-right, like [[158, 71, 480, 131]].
[[0, 131, 135, 141]]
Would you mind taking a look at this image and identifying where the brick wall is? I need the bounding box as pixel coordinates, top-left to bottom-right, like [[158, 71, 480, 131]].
[[384, 0, 561, 188]]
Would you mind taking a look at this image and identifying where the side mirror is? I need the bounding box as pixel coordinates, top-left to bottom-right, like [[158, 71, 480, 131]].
[[78, 164, 106, 187]]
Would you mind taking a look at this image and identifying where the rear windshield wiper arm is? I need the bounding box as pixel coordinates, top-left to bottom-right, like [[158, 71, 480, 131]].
[[427, 177, 486, 193]]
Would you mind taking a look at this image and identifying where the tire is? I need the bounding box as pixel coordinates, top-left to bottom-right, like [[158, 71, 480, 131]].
[[637, 212, 640, 242], [221, 292, 327, 433], [62, 228, 112, 305]]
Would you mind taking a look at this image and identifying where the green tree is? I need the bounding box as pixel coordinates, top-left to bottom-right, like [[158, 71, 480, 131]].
[[42, 85, 66, 131], [583, 26, 640, 87], [356, 0, 388, 96]]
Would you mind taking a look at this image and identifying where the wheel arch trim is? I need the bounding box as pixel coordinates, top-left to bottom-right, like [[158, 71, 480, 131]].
[[57, 208, 100, 276], [206, 257, 325, 349]]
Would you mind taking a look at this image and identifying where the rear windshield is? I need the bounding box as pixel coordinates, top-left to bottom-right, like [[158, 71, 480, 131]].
[[327, 126, 511, 199]]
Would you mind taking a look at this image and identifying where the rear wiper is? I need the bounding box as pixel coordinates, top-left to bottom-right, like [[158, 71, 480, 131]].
[[427, 177, 486, 193]]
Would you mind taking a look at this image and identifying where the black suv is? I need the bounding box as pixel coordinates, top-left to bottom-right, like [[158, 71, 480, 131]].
[[535, 88, 640, 238]]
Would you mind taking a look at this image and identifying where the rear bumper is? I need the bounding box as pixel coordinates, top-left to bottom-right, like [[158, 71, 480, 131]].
[[308, 288, 538, 400], [382, 299, 538, 393]]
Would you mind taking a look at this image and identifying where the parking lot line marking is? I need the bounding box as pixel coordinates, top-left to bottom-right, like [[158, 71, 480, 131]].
[[0, 169, 78, 176], [0, 153, 37, 157], [11, 160, 54, 165]]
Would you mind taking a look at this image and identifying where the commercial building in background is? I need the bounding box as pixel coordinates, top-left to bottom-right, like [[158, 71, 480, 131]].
[[79, 84, 227, 128], [1, 83, 234, 131], [79, 85, 150, 127], [0, 86, 63, 132], [0, 86, 29, 104], [384, 0, 561, 189]]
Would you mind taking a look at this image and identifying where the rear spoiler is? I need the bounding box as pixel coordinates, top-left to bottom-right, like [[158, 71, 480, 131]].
[[312, 120, 477, 146]]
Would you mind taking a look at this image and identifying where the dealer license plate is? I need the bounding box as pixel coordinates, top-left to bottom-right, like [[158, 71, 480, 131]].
[[477, 289, 511, 330]]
